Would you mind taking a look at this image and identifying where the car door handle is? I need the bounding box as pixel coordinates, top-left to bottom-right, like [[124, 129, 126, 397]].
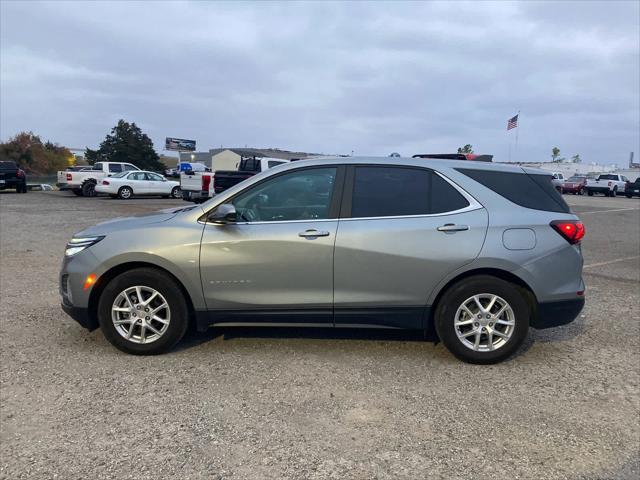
[[437, 224, 469, 232], [298, 229, 330, 238]]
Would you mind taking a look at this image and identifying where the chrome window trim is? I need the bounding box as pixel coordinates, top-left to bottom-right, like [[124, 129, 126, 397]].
[[200, 169, 484, 226]]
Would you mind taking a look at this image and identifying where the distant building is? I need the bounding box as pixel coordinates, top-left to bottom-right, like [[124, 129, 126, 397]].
[[179, 147, 321, 171]]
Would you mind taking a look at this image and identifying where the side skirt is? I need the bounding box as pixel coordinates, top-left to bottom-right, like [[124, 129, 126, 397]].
[[195, 306, 432, 332]]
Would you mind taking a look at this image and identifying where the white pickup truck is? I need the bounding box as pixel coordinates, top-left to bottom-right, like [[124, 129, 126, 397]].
[[181, 157, 289, 203], [585, 173, 629, 197], [57, 161, 140, 196]]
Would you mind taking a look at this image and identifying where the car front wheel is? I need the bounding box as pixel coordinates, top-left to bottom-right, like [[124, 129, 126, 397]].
[[97, 268, 189, 354], [171, 186, 181, 198], [435, 275, 530, 364]]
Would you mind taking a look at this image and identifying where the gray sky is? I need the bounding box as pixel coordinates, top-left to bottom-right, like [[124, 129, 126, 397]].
[[1, 1, 638, 164]]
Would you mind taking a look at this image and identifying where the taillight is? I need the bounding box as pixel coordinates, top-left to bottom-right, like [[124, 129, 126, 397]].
[[202, 175, 211, 192], [102, 180, 110, 185], [608, 181, 612, 186], [16, 169, 24, 178], [66, 173, 72, 181], [550, 220, 585, 245]]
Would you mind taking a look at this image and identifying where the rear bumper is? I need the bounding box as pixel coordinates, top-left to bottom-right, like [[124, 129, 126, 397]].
[[182, 189, 211, 202], [61, 302, 98, 331], [0, 179, 24, 188], [532, 298, 585, 329]]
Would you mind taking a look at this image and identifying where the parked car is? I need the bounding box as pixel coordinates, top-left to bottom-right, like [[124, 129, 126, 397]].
[[95, 171, 181, 199], [0, 161, 27, 193], [181, 157, 289, 203], [585, 174, 629, 197], [57, 162, 140, 196], [60, 156, 585, 364], [560, 175, 587, 195], [625, 177, 640, 198], [551, 172, 565, 191]]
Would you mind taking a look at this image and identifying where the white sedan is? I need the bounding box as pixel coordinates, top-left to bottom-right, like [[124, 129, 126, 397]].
[[95, 171, 181, 199]]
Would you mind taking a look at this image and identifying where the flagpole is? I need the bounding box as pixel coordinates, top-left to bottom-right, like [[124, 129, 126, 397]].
[[514, 109, 520, 162]]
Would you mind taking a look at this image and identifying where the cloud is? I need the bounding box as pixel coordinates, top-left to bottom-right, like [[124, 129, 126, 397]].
[[1, 0, 638, 164]]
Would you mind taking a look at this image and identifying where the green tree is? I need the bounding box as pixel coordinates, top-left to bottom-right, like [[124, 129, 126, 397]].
[[457, 144, 474, 154], [551, 147, 563, 163], [0, 132, 71, 174], [86, 120, 163, 171], [571, 154, 582, 163]]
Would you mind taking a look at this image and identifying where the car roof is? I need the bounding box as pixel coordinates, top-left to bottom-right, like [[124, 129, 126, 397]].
[[283, 156, 537, 175]]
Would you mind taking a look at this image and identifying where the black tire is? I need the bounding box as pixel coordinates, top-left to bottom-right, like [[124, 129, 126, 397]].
[[587, 190, 593, 196], [171, 186, 181, 199], [434, 275, 530, 364], [72, 188, 83, 196], [117, 186, 133, 199], [97, 268, 189, 355], [612, 187, 618, 197], [18, 183, 27, 193], [82, 181, 97, 197], [626, 194, 633, 198]]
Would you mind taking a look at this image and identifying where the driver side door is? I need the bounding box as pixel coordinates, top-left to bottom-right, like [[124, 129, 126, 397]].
[[199, 166, 344, 326]]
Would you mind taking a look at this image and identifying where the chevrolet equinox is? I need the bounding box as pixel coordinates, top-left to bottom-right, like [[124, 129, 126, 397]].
[[60, 156, 585, 363]]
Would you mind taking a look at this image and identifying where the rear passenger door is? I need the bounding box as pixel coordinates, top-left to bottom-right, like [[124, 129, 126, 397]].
[[333, 165, 488, 329]]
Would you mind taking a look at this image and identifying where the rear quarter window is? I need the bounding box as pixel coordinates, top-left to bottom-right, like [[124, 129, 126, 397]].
[[456, 168, 570, 213]]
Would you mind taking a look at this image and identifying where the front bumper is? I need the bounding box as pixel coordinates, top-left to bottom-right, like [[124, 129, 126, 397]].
[[61, 301, 98, 330], [532, 297, 585, 329]]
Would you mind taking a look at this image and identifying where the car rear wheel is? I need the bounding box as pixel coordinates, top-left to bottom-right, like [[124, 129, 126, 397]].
[[97, 268, 189, 355], [587, 190, 593, 196], [118, 186, 133, 199], [171, 186, 181, 198], [434, 275, 530, 364]]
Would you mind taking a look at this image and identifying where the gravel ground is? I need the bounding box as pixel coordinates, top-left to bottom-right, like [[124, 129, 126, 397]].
[[1, 190, 639, 480]]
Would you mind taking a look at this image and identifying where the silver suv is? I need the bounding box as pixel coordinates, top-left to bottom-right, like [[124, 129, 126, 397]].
[[60, 157, 585, 363]]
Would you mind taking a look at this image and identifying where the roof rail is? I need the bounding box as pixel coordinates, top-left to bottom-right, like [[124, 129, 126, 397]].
[[412, 153, 493, 162]]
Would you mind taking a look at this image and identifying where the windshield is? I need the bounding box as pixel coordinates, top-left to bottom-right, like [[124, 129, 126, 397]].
[[110, 172, 128, 178]]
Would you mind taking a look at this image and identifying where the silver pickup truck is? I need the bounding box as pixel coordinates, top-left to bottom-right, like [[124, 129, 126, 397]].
[[585, 174, 629, 197]]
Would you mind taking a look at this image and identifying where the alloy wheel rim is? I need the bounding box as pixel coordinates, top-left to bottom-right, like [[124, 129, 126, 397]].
[[121, 188, 131, 198], [111, 286, 170, 344], [172, 187, 181, 198], [454, 294, 515, 352]]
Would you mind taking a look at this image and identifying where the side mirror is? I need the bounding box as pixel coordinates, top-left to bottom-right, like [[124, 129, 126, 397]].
[[208, 204, 237, 224]]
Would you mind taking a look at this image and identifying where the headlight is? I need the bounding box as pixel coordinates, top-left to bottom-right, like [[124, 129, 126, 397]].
[[65, 236, 105, 256]]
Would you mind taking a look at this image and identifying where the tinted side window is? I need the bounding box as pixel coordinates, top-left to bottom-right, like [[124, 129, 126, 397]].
[[109, 164, 123, 173], [352, 167, 430, 217], [457, 169, 570, 213], [351, 167, 470, 217], [94, 162, 103, 171], [124, 164, 138, 171], [268, 161, 286, 169], [431, 174, 470, 213]]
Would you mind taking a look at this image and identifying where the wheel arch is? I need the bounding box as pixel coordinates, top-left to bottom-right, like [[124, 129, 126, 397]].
[[426, 267, 538, 332], [88, 261, 197, 329]]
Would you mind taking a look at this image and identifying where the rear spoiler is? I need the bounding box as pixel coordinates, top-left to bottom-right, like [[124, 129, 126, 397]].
[[412, 153, 493, 162]]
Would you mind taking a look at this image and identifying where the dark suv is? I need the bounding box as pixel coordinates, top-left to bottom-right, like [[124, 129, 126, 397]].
[[0, 161, 27, 193]]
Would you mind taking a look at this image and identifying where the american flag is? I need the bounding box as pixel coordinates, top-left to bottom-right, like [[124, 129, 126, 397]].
[[507, 114, 518, 130]]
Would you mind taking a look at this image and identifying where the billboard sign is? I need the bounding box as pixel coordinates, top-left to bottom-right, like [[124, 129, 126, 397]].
[[165, 137, 196, 151]]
